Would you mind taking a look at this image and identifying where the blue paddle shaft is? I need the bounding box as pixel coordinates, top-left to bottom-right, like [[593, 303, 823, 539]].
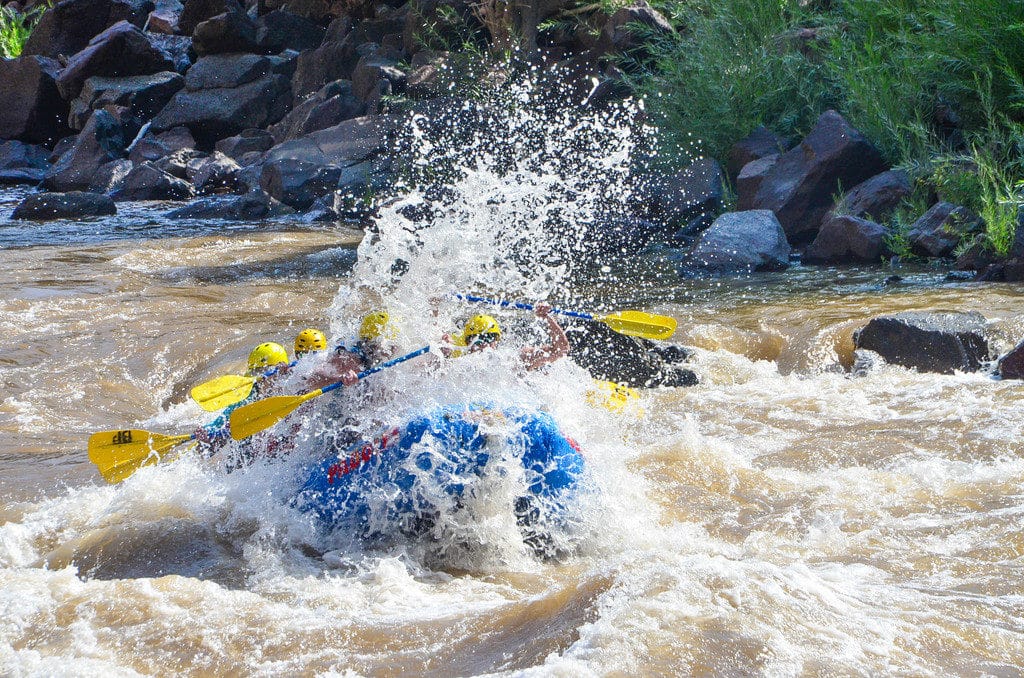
[[320, 345, 430, 395], [455, 294, 593, 321]]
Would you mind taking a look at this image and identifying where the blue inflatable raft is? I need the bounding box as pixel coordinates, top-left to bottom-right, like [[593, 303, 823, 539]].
[[294, 404, 585, 540]]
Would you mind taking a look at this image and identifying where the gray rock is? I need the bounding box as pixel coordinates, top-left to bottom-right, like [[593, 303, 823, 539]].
[[110, 161, 195, 200], [56, 21, 177, 101], [153, 147, 206, 177], [564, 317, 697, 388], [256, 10, 325, 53], [682, 210, 791, 274], [726, 126, 787, 183], [69, 71, 184, 131], [269, 79, 364, 142], [853, 311, 990, 374], [23, 0, 152, 58], [166, 189, 293, 219], [192, 10, 259, 56], [0, 140, 51, 184], [215, 128, 275, 160], [907, 201, 981, 258], [146, 0, 183, 33], [291, 36, 387, 98], [259, 157, 341, 209], [185, 151, 241, 193], [0, 56, 69, 145], [128, 126, 196, 164], [148, 34, 194, 73], [803, 215, 889, 265], [735, 154, 778, 211], [263, 114, 397, 167], [178, 0, 237, 35], [89, 158, 134, 192], [12, 190, 117, 220], [43, 108, 141, 192], [829, 170, 911, 224], [744, 110, 887, 244]]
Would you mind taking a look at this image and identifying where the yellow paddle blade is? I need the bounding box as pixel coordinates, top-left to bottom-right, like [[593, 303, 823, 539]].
[[229, 390, 321, 440], [87, 429, 192, 484], [597, 310, 677, 340], [586, 380, 641, 413], [190, 374, 256, 411]]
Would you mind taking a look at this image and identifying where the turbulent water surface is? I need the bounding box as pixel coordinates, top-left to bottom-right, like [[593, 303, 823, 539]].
[[2, 94, 1024, 676]]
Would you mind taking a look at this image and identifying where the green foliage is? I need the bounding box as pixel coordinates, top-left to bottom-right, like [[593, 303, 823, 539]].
[[975, 149, 1022, 257], [884, 187, 932, 263], [629, 0, 838, 160], [0, 5, 42, 59]]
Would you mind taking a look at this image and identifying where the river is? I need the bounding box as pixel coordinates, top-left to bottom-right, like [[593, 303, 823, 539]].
[[2, 98, 1024, 675]]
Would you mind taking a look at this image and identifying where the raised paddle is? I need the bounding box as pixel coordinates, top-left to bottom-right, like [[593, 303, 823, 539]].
[[88, 429, 195, 484], [229, 346, 431, 440], [455, 294, 677, 340]]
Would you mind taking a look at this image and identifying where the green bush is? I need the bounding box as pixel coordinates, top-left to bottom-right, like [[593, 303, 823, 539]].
[[0, 5, 42, 59]]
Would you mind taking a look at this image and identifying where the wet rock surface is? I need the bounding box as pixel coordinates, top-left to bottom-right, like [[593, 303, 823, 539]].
[[853, 311, 991, 375]]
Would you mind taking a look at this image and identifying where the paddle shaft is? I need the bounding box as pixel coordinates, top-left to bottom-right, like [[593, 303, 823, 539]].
[[319, 345, 431, 396], [455, 294, 594, 321]]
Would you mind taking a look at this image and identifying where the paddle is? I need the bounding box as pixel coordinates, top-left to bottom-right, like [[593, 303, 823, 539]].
[[229, 346, 431, 440], [586, 380, 641, 413], [455, 294, 677, 340], [87, 429, 195, 484], [191, 374, 258, 411]]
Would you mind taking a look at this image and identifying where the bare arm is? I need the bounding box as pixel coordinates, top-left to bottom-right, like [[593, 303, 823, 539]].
[[520, 303, 569, 371], [304, 350, 361, 390]]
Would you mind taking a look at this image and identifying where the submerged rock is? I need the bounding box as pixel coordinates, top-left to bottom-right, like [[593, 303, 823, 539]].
[[165, 189, 293, 219], [997, 339, 1024, 380], [12, 191, 117, 220], [853, 311, 990, 374]]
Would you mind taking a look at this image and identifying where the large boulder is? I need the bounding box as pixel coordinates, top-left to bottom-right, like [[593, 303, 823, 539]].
[[997, 339, 1024, 380], [0, 140, 52, 184], [0, 56, 70, 145], [128, 125, 196, 164], [166, 188, 293, 219], [644, 157, 724, 235], [269, 79, 364, 142], [803, 215, 889, 265], [55, 21, 177, 101], [291, 36, 386, 99], [563, 318, 697, 388], [22, 0, 152, 58], [43, 108, 140, 191], [177, 0, 237, 35], [259, 158, 341, 209], [11, 191, 116, 220], [110, 161, 195, 200], [215, 128, 275, 161], [185, 151, 241, 193], [263, 114, 397, 167], [69, 71, 184, 131], [853, 311, 990, 374], [192, 10, 260, 56], [907, 201, 981, 258], [256, 10, 325, 53], [681, 210, 791, 275], [741, 110, 887, 244], [827, 170, 911, 224], [735, 154, 778, 211], [151, 54, 294, 147]]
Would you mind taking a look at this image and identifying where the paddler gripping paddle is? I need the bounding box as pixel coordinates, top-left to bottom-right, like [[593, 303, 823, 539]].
[[229, 346, 430, 440], [455, 294, 677, 340]]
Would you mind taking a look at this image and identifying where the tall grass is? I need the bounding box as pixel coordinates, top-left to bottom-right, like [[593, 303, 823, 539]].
[[0, 5, 42, 59]]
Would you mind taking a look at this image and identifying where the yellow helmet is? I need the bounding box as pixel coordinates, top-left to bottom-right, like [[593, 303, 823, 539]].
[[359, 311, 397, 341], [294, 328, 327, 356], [247, 342, 288, 373], [459, 314, 501, 346]]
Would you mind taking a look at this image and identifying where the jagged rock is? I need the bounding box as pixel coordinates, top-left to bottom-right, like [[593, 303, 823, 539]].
[[997, 339, 1024, 379], [215, 128, 275, 160], [192, 10, 260, 55], [166, 188, 293, 219], [563, 317, 697, 388], [853, 311, 990, 374], [263, 114, 397, 167], [89, 157, 134, 191], [153, 147, 206, 177], [146, 0, 183, 33], [292, 37, 391, 99], [269, 79, 364, 142], [907, 201, 981, 258], [128, 125, 196, 163], [56, 21, 177, 101], [185, 151, 241, 193], [151, 53, 294, 146], [12, 190, 117, 219], [681, 210, 791, 275], [828, 170, 911, 224], [110, 161, 195, 200], [0, 56, 70, 145], [742, 110, 887, 244], [256, 10, 325, 53], [726, 126, 786, 183], [43, 108, 141, 191], [69, 72, 184, 131], [645, 157, 723, 230], [0, 140, 51, 184], [259, 158, 341, 209], [351, 53, 406, 101], [148, 34, 193, 73], [974, 258, 1024, 283], [22, 0, 152, 58], [735, 154, 778, 211], [803, 215, 889, 265], [177, 0, 237, 35]]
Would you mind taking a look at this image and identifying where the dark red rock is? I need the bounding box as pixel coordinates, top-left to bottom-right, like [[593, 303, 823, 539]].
[[907, 201, 981, 258], [726, 126, 786, 183], [803, 215, 889, 265], [997, 339, 1024, 379], [22, 0, 152, 58], [0, 56, 70, 145], [56, 21, 177, 100]]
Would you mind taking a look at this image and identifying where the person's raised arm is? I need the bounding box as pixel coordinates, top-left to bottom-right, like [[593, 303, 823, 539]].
[[520, 303, 569, 371]]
